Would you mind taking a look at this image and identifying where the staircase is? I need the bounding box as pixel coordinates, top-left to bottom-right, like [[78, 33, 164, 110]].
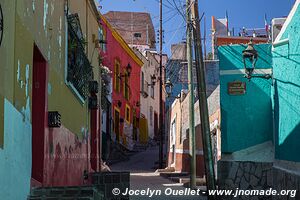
[[28, 186, 104, 200]]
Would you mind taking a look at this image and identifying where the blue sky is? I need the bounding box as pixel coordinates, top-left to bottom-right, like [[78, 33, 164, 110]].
[[99, 0, 294, 56]]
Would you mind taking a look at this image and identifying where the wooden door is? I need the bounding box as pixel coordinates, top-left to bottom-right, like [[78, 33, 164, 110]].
[[32, 45, 47, 183], [114, 109, 120, 142], [154, 112, 158, 139]]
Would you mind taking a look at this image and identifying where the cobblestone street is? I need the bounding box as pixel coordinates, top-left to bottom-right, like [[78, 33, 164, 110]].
[[110, 146, 207, 200]]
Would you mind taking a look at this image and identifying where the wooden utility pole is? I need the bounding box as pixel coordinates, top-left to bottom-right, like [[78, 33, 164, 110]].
[[158, 0, 164, 169], [186, 0, 196, 189], [191, 0, 216, 199]]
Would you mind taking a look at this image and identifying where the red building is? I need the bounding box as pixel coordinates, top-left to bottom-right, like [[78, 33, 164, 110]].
[[99, 15, 143, 149]]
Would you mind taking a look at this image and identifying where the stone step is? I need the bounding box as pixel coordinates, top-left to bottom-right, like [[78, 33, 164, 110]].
[[159, 171, 189, 178], [28, 196, 94, 200], [155, 167, 175, 173], [28, 186, 103, 200], [170, 176, 206, 185]]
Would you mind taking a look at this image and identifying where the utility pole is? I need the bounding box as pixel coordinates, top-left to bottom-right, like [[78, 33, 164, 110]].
[[186, 0, 196, 189], [158, 0, 164, 169], [191, 0, 216, 199]]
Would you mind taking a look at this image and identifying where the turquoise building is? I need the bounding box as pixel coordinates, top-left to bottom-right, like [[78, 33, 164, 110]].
[[219, 43, 273, 153], [272, 1, 300, 162], [218, 1, 300, 198]]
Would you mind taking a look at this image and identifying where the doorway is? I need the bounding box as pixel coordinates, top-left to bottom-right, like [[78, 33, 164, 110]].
[[132, 109, 137, 141], [154, 112, 158, 140], [114, 108, 120, 142], [32, 45, 48, 183]]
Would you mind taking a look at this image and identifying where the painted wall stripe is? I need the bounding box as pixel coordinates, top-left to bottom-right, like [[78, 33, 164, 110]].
[[220, 69, 272, 75]]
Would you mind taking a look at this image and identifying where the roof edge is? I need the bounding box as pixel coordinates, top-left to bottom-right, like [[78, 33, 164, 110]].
[[274, 0, 300, 43], [100, 14, 144, 67]]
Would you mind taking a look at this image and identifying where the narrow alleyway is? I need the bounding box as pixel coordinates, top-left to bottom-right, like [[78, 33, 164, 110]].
[[110, 146, 207, 200]]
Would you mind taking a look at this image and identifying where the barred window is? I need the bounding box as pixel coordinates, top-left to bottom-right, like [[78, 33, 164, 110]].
[[67, 14, 93, 99]]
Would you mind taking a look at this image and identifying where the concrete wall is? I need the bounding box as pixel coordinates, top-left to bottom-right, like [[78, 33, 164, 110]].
[[272, 2, 300, 162], [219, 44, 273, 153]]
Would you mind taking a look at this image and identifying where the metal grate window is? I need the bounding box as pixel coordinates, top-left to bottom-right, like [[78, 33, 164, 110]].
[[67, 14, 93, 99]]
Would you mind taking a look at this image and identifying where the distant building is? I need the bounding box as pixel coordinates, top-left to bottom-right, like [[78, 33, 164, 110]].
[[166, 86, 221, 177], [211, 16, 269, 60], [271, 17, 286, 42], [104, 11, 156, 51], [133, 48, 161, 142], [171, 42, 187, 60], [166, 56, 219, 108], [218, 1, 300, 194]]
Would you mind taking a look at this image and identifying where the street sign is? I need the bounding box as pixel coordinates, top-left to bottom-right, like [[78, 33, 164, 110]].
[[228, 81, 246, 95]]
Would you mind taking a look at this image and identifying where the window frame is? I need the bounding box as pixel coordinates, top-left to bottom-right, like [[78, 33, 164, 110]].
[[114, 59, 121, 93], [125, 104, 131, 124], [149, 106, 153, 126], [98, 26, 106, 52], [65, 13, 93, 104], [123, 69, 130, 100]]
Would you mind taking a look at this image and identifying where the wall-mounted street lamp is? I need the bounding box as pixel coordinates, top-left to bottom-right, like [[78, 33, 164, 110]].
[[147, 74, 157, 87], [242, 39, 258, 79], [120, 63, 132, 78], [117, 100, 122, 108], [242, 40, 272, 81], [150, 74, 157, 86], [164, 78, 173, 97]]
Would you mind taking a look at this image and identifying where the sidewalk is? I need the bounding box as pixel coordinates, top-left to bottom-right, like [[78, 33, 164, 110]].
[[110, 146, 207, 200]]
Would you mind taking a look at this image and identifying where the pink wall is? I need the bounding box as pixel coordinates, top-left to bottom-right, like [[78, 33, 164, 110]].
[[100, 18, 142, 134], [43, 125, 91, 187]]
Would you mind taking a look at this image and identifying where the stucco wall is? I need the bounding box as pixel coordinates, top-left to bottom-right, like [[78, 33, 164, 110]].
[[136, 49, 160, 140], [101, 16, 142, 146], [0, 1, 33, 199], [0, 0, 102, 197], [219, 44, 273, 153], [272, 3, 300, 162], [0, 99, 32, 200]]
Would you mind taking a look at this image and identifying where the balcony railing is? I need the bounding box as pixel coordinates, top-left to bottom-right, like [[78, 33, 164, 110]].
[[67, 14, 93, 99]]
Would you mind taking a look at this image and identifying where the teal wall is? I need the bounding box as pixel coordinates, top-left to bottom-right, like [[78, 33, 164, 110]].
[[219, 44, 273, 153], [0, 99, 32, 200], [272, 4, 300, 162]]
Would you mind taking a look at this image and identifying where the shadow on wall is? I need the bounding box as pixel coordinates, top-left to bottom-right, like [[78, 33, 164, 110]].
[[220, 44, 272, 71], [273, 80, 300, 162], [219, 44, 273, 153], [273, 50, 300, 66], [277, 122, 300, 162]]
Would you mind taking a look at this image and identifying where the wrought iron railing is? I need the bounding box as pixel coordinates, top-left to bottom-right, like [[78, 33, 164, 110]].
[[67, 14, 93, 99]]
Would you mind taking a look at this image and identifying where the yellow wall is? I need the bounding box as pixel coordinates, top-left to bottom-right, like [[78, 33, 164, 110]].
[[0, 0, 17, 147], [0, 0, 102, 142]]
